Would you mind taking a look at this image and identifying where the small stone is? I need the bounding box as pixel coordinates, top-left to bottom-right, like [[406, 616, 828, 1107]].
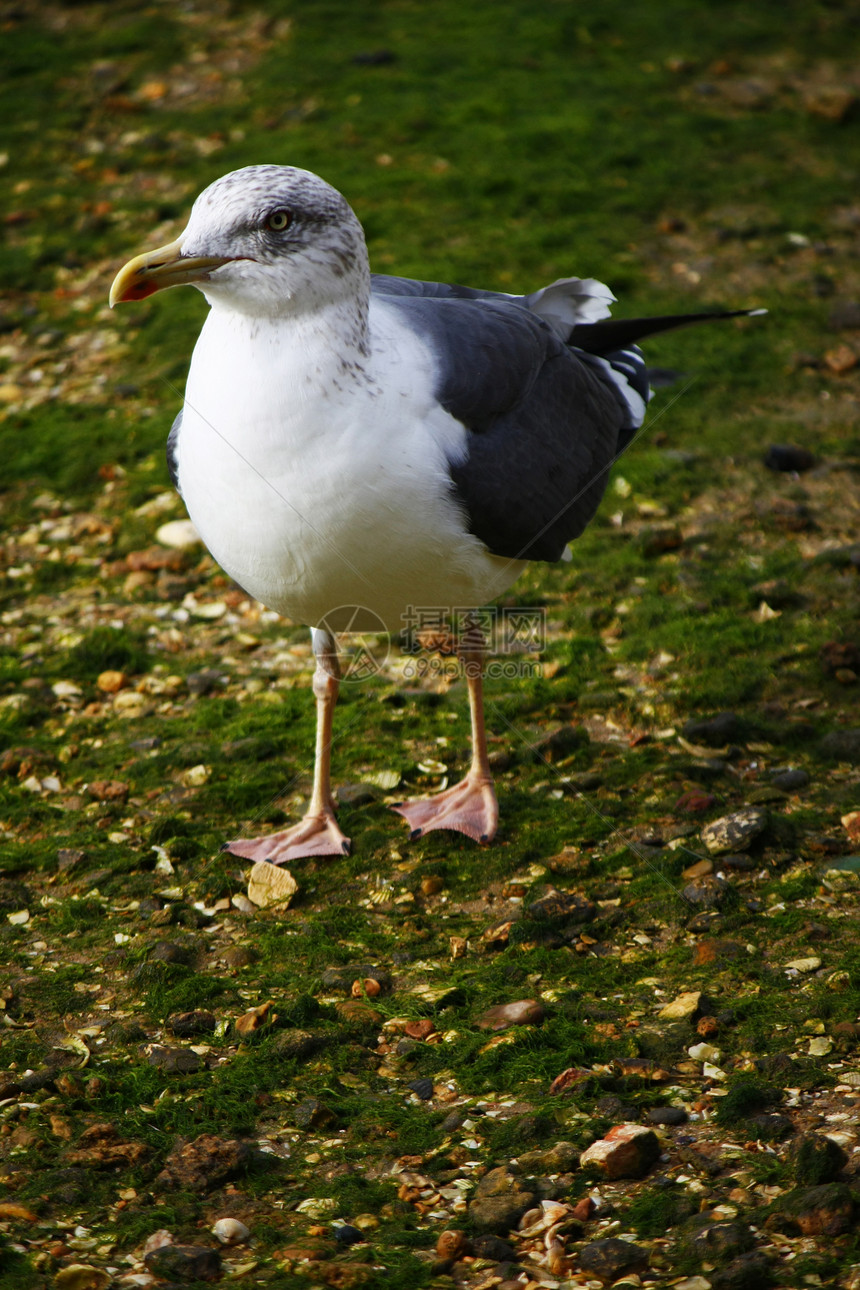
[[468, 1166, 535, 1233], [571, 1195, 597, 1222], [246, 861, 297, 908], [824, 342, 858, 373], [333, 1224, 364, 1245], [420, 874, 444, 895], [96, 669, 130, 693], [156, 1134, 252, 1192], [658, 990, 703, 1020], [150, 940, 195, 965], [471, 1233, 517, 1261], [144, 1244, 221, 1282], [819, 728, 860, 763], [682, 712, 740, 746], [682, 857, 714, 879], [320, 964, 390, 992], [168, 1009, 217, 1038], [156, 518, 202, 549], [693, 939, 746, 966], [785, 956, 821, 972], [145, 1044, 203, 1074], [578, 1236, 648, 1283], [436, 1229, 471, 1261], [212, 1217, 250, 1246], [407, 1077, 434, 1100], [517, 1140, 580, 1172], [403, 1018, 435, 1039], [686, 1218, 755, 1258], [86, 778, 129, 802], [829, 300, 860, 329], [54, 1268, 112, 1290], [747, 1113, 794, 1140], [684, 875, 732, 907], [701, 808, 768, 854], [770, 768, 810, 791], [764, 443, 815, 473], [710, 1250, 774, 1290], [527, 891, 597, 923], [294, 1097, 337, 1130], [580, 1124, 660, 1180], [647, 1106, 688, 1126], [791, 1133, 848, 1184], [776, 1182, 855, 1235], [476, 999, 544, 1031], [548, 1066, 593, 1095]]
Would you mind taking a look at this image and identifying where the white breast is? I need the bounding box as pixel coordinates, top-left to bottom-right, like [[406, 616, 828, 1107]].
[[175, 299, 523, 632]]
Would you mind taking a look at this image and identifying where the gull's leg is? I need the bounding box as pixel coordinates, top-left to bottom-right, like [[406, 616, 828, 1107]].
[[392, 623, 498, 844], [224, 628, 351, 863]]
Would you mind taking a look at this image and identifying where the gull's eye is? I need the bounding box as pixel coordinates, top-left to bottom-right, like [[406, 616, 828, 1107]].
[[266, 209, 292, 232]]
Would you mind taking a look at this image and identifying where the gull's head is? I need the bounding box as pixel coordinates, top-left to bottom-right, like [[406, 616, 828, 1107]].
[[110, 164, 369, 318]]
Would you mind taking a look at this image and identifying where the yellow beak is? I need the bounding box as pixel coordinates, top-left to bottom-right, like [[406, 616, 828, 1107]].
[[109, 236, 237, 306]]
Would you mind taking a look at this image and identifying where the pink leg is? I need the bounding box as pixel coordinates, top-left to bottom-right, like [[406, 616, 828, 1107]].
[[393, 627, 498, 844], [224, 630, 351, 864]]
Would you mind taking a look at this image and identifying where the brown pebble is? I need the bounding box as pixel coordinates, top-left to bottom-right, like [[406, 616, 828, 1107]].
[[697, 1015, 720, 1038], [476, 999, 545, 1031], [571, 1196, 597, 1222], [436, 1229, 471, 1261], [96, 670, 129, 694], [421, 875, 444, 895], [403, 1018, 435, 1040]]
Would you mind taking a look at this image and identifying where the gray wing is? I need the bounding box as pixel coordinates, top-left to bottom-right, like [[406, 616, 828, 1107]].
[[375, 283, 630, 562], [167, 410, 182, 494]]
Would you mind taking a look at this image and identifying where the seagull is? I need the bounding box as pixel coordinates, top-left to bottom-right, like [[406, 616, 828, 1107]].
[[110, 164, 763, 865]]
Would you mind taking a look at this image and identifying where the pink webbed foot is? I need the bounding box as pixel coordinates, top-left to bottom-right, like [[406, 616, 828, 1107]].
[[223, 809, 351, 864], [392, 774, 498, 844]]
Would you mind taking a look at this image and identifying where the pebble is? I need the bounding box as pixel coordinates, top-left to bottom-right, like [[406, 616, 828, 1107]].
[[791, 1133, 848, 1184], [468, 1166, 535, 1233], [155, 518, 202, 549], [647, 1106, 689, 1126], [775, 1182, 855, 1235], [580, 1124, 660, 1180], [658, 990, 703, 1020], [246, 862, 297, 909], [155, 1134, 252, 1192], [144, 1244, 222, 1282], [682, 711, 740, 746], [436, 1229, 471, 1261], [476, 999, 544, 1031], [770, 767, 810, 791], [819, 728, 860, 763], [764, 443, 815, 472], [294, 1097, 337, 1130], [407, 1078, 434, 1100], [701, 807, 768, 854], [526, 891, 596, 923], [683, 876, 732, 907], [578, 1236, 648, 1283], [54, 1268, 111, 1290], [145, 1045, 203, 1074], [168, 1009, 217, 1038], [333, 1224, 364, 1245]]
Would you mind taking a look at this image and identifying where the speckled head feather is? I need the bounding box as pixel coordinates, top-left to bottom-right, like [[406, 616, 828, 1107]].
[[180, 164, 370, 319]]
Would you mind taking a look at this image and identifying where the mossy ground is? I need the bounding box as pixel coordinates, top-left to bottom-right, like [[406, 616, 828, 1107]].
[[1, 1, 860, 1287]]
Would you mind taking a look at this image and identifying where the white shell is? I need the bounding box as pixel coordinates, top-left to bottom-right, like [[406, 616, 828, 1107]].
[[212, 1217, 250, 1246]]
